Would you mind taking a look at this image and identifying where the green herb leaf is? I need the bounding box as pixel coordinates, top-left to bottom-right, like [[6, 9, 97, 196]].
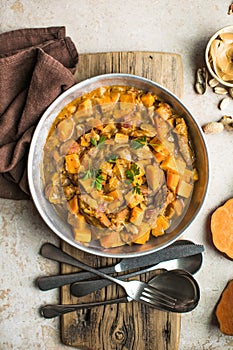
[[98, 136, 106, 148], [82, 165, 104, 192], [132, 183, 141, 195], [125, 169, 134, 183], [83, 169, 92, 180], [125, 163, 140, 184], [107, 154, 119, 163], [131, 163, 140, 176], [130, 136, 147, 149], [82, 161, 93, 179], [126, 164, 141, 194], [91, 136, 106, 149], [91, 170, 105, 191], [90, 138, 98, 147]]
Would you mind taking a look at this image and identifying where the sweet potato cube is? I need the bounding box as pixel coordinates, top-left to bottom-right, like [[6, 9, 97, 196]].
[[107, 190, 119, 200], [151, 215, 170, 237], [70, 212, 92, 242], [78, 98, 92, 110], [154, 152, 167, 163], [161, 156, 178, 173], [182, 168, 194, 182], [156, 103, 173, 120], [119, 93, 136, 104], [76, 98, 93, 117], [167, 172, 180, 193], [133, 229, 151, 244], [150, 137, 166, 152], [177, 180, 193, 198], [68, 195, 79, 214], [73, 226, 92, 243], [65, 154, 80, 173], [141, 93, 155, 107], [139, 222, 151, 236], [125, 191, 144, 208], [97, 95, 112, 105], [130, 206, 145, 226], [115, 133, 129, 144], [151, 227, 165, 237]]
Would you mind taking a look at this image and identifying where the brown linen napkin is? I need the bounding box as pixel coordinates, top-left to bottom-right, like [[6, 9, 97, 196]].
[[0, 27, 79, 199]]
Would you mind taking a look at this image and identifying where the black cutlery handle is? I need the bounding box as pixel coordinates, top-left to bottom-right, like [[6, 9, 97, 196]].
[[40, 297, 128, 318], [37, 272, 99, 291], [38, 243, 115, 290], [40, 304, 79, 318]]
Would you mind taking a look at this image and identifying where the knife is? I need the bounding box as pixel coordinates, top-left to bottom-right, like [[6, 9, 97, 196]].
[[37, 240, 204, 291]]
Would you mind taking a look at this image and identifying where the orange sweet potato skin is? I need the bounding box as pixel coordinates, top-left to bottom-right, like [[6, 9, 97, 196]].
[[216, 280, 233, 335], [210, 198, 233, 259]]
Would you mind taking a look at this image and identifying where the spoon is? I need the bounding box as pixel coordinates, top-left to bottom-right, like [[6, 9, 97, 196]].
[[41, 269, 200, 318], [69, 250, 203, 298], [147, 269, 200, 312]]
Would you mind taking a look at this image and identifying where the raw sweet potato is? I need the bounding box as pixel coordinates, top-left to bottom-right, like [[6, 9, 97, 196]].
[[210, 198, 233, 259], [216, 279, 233, 335]]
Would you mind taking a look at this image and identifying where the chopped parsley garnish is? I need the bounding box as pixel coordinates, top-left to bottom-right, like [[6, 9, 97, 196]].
[[91, 135, 106, 149], [82, 162, 93, 180], [90, 138, 98, 147], [132, 182, 141, 195], [130, 136, 147, 149], [125, 163, 140, 182], [125, 163, 141, 194], [130, 136, 160, 149], [92, 170, 105, 191], [82, 165, 104, 191], [107, 154, 119, 163]]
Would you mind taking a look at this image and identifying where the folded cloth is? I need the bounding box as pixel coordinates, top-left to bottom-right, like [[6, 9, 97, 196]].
[[0, 27, 79, 199]]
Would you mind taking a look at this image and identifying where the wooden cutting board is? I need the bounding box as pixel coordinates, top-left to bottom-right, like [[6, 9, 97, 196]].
[[60, 51, 183, 350]]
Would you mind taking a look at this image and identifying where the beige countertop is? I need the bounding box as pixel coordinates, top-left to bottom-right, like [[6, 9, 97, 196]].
[[1, 1, 233, 349]]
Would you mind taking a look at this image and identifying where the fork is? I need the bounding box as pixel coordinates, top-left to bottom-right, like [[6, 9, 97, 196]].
[[45, 248, 176, 309]]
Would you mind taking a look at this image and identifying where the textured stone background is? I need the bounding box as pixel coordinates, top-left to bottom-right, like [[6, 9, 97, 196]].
[[1, 1, 233, 349]]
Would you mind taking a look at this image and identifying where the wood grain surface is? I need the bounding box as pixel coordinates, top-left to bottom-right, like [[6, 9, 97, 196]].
[[61, 51, 183, 350]]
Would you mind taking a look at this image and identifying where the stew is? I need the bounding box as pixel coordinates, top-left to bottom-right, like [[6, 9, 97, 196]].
[[43, 85, 198, 248]]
